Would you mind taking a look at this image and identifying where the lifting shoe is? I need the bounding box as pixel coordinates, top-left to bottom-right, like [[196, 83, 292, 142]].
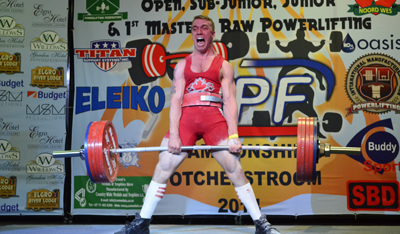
[[114, 213, 151, 234], [254, 215, 280, 234]]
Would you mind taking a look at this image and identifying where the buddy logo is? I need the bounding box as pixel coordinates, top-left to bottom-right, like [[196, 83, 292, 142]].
[[77, 0, 128, 23], [0, 16, 24, 37], [74, 40, 136, 72], [348, 0, 400, 16], [30, 31, 67, 52], [345, 54, 400, 115]]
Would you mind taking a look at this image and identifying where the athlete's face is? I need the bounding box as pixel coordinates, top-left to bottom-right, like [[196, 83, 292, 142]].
[[192, 19, 215, 53]]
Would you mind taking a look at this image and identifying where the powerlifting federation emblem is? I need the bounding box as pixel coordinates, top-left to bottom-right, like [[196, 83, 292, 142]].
[[345, 54, 400, 115]]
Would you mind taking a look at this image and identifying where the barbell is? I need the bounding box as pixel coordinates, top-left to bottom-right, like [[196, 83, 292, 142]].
[[53, 117, 361, 184], [256, 31, 343, 54]]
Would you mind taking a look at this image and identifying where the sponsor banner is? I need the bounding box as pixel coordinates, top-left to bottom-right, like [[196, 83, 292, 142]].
[[0, 0, 67, 216], [71, 0, 400, 216], [74, 176, 151, 210]]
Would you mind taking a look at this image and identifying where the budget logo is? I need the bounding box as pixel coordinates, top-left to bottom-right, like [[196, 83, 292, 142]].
[[0, 16, 24, 36], [348, 0, 400, 16], [74, 40, 136, 72], [77, 0, 127, 22], [30, 31, 67, 52], [345, 54, 400, 115]]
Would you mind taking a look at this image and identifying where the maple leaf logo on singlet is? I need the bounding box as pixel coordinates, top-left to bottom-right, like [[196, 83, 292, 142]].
[[187, 77, 214, 92]]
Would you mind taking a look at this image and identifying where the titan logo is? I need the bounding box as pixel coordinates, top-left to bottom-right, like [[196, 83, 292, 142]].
[[74, 40, 136, 71]]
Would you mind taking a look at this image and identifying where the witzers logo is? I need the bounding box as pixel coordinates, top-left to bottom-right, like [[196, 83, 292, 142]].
[[30, 31, 67, 52], [75, 40, 136, 72], [348, 0, 400, 16], [0, 16, 24, 36], [77, 0, 127, 22], [345, 54, 400, 115], [26, 153, 64, 174]]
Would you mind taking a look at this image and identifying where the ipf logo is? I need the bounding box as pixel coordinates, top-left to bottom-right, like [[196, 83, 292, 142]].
[[77, 0, 128, 22]]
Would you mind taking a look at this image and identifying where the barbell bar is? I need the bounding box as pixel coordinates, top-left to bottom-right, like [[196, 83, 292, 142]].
[[53, 117, 361, 184]]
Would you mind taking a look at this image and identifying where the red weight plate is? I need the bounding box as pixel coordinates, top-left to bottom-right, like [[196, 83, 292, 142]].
[[306, 117, 313, 182], [92, 121, 105, 183], [311, 117, 318, 182], [102, 121, 119, 183], [94, 121, 108, 183], [142, 44, 166, 78], [296, 117, 306, 182], [86, 121, 101, 183], [213, 42, 228, 61], [92, 121, 119, 183], [304, 117, 318, 182]]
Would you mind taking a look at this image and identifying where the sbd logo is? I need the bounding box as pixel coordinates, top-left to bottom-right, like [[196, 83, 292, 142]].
[[347, 181, 400, 211]]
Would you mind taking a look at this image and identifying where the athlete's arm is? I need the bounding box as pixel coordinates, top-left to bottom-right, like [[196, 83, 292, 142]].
[[220, 60, 242, 153], [168, 59, 186, 154]]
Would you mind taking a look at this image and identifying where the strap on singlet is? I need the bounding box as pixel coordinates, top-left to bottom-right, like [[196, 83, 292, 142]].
[[182, 92, 222, 108]]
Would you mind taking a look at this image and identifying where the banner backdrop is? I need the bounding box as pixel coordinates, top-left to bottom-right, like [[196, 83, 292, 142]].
[[71, 0, 400, 216], [0, 0, 68, 215]]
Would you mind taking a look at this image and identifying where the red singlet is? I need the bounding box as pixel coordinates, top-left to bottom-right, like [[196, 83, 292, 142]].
[[165, 54, 229, 146]]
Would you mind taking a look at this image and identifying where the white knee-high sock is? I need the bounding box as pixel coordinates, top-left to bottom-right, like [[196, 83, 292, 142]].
[[235, 183, 261, 220], [139, 181, 167, 219]]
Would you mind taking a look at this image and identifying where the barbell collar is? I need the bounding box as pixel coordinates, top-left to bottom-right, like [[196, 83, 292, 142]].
[[330, 146, 361, 155]]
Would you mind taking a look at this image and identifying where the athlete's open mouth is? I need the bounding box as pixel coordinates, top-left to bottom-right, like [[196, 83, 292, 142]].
[[197, 37, 205, 46]]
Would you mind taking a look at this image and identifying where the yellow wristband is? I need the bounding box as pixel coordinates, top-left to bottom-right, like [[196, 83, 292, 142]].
[[228, 134, 239, 140]]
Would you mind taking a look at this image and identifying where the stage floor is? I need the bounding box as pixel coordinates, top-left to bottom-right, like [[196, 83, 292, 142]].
[[1, 224, 400, 234]]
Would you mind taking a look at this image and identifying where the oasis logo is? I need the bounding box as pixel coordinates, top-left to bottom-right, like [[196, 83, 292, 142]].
[[347, 181, 400, 211], [26, 153, 64, 174], [31, 31, 67, 51], [74, 40, 136, 72], [77, 0, 128, 22], [348, 0, 399, 16], [0, 16, 24, 36], [345, 54, 400, 115], [0, 139, 20, 160]]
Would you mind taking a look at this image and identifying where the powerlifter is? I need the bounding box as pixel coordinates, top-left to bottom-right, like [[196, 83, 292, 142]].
[[115, 15, 280, 234]]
